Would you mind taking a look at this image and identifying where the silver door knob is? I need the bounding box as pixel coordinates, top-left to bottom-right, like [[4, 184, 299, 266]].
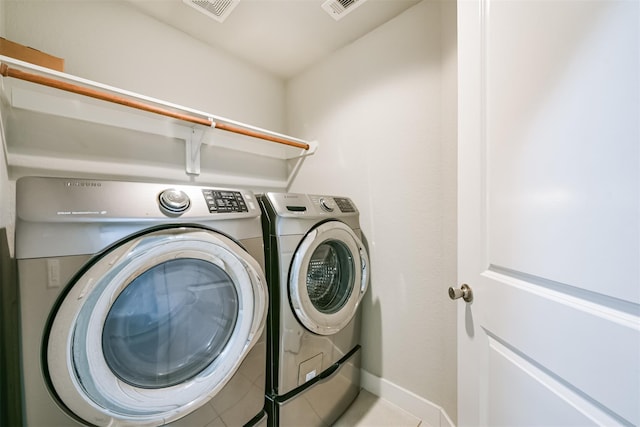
[[448, 284, 473, 303]]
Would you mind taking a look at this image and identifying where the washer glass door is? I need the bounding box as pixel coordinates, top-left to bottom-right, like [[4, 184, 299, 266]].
[[289, 221, 369, 335], [101, 258, 238, 389], [45, 226, 267, 426], [306, 240, 354, 314]]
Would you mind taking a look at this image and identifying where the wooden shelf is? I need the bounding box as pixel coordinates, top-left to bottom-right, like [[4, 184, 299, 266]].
[[0, 56, 317, 190]]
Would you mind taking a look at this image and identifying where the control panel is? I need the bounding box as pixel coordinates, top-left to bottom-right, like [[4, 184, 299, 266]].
[[308, 195, 355, 214], [267, 193, 359, 218], [334, 197, 355, 213], [202, 189, 248, 213], [280, 195, 355, 215]]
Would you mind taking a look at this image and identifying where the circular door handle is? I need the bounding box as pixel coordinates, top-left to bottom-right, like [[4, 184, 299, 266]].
[[448, 284, 473, 303]]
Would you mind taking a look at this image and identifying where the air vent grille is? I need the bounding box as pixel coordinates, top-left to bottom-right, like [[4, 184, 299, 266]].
[[321, 0, 367, 21], [182, 0, 240, 23], [338, 0, 356, 8]]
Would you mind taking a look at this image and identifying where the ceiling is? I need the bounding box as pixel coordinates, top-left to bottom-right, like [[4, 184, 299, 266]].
[[125, 0, 421, 79]]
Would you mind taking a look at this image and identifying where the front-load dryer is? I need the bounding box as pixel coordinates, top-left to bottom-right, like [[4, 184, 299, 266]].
[[259, 193, 370, 427], [13, 177, 269, 427]]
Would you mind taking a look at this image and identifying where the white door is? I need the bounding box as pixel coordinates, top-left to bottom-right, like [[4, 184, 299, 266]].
[[457, 0, 639, 425]]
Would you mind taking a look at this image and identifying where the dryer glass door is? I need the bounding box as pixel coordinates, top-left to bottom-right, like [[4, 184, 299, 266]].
[[45, 226, 267, 427], [289, 221, 369, 335]]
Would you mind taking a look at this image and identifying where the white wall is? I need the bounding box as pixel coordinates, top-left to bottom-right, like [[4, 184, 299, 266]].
[[0, 0, 13, 252], [0, 0, 5, 38], [4, 0, 284, 131], [287, 0, 457, 422], [0, 112, 13, 250], [0, 0, 9, 238], [1, 5, 11, 424]]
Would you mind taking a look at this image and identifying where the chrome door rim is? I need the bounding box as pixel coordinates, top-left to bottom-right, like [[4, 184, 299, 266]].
[[289, 221, 369, 336]]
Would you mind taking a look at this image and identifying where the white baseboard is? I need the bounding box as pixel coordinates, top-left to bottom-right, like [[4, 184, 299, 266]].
[[360, 370, 455, 427]]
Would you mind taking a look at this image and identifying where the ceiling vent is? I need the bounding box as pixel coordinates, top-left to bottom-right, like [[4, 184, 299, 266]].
[[182, 0, 240, 23], [321, 0, 368, 21]]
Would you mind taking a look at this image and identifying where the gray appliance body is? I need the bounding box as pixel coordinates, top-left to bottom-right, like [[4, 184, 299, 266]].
[[259, 193, 369, 427], [14, 177, 269, 427]]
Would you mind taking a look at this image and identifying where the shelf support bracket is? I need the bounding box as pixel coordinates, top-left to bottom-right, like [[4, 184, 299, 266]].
[[186, 126, 210, 176]]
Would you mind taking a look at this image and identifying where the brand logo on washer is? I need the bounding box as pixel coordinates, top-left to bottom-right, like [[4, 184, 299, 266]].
[[64, 181, 102, 188]]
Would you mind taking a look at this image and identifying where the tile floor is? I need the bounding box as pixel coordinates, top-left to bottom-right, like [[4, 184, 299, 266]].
[[333, 390, 423, 427]]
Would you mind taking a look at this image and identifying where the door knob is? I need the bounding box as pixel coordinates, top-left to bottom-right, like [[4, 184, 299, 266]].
[[448, 284, 473, 303]]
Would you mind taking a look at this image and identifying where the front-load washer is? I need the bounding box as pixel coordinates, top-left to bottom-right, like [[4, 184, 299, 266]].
[[13, 177, 269, 427], [258, 193, 370, 427]]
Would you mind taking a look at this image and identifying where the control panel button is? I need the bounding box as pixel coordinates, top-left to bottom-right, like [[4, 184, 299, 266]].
[[334, 197, 355, 213], [159, 189, 190, 215]]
